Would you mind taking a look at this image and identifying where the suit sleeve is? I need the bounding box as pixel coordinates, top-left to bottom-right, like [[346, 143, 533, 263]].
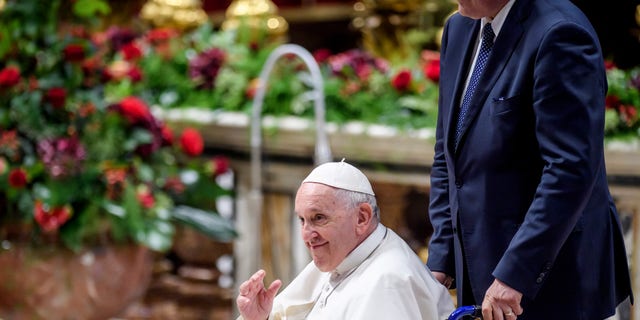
[[493, 22, 607, 299], [426, 18, 456, 277]]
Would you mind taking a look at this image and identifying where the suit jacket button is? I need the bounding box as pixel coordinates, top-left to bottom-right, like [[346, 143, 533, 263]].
[[536, 277, 543, 284], [455, 180, 462, 188]]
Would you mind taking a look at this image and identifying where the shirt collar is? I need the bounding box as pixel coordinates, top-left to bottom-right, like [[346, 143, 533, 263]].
[[332, 224, 386, 278], [481, 0, 516, 39]]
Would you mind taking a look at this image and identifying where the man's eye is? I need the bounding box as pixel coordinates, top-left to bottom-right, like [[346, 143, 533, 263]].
[[312, 215, 325, 222]]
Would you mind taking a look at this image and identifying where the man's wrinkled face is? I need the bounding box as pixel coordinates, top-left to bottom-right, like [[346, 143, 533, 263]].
[[457, 0, 509, 19], [295, 183, 360, 272]]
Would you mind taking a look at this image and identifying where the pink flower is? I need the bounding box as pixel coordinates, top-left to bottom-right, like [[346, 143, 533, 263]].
[[189, 48, 226, 89], [180, 128, 204, 157]]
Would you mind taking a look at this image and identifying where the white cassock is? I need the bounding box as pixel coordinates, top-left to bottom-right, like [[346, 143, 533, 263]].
[[241, 224, 455, 320]]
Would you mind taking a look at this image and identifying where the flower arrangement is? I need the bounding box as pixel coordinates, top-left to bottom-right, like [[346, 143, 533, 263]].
[[3, 2, 639, 254], [605, 62, 640, 141], [0, 1, 236, 252]]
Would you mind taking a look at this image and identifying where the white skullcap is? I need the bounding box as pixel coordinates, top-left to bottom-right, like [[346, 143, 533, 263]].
[[302, 159, 375, 196]]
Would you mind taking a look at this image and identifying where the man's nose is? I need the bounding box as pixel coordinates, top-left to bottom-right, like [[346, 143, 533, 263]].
[[301, 223, 317, 241]]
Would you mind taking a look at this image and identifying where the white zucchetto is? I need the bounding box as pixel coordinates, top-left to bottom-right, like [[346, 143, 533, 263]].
[[301, 159, 375, 196]]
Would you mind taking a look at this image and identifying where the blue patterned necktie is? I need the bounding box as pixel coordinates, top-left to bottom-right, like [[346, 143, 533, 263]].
[[455, 23, 495, 149]]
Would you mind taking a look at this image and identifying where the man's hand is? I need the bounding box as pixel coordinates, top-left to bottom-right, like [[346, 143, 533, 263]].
[[236, 269, 283, 320], [481, 279, 523, 320], [432, 271, 454, 289]]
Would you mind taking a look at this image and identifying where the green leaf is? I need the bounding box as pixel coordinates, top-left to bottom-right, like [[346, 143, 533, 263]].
[[73, 0, 111, 19], [171, 205, 237, 242]]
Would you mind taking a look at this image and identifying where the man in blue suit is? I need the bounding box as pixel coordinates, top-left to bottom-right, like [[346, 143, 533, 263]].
[[426, 0, 634, 319]]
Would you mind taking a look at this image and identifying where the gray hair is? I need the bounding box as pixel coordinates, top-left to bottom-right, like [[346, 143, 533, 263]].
[[333, 188, 380, 221]]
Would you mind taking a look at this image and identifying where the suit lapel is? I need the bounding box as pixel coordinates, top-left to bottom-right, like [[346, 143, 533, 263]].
[[453, 0, 529, 154], [445, 18, 480, 154]]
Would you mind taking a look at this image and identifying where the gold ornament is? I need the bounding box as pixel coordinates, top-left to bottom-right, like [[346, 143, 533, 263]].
[[221, 0, 288, 42], [140, 0, 208, 31], [353, 0, 455, 62]]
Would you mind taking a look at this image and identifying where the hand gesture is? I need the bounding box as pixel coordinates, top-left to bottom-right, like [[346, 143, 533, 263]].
[[236, 269, 283, 320]]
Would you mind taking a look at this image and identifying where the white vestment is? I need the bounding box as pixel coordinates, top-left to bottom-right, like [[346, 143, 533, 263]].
[[253, 224, 455, 320]]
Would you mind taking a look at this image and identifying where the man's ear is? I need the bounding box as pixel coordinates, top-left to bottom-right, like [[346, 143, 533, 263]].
[[355, 202, 373, 234]]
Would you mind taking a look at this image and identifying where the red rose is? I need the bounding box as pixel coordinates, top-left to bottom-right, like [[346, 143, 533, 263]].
[[207, 156, 230, 176], [424, 59, 440, 83], [45, 87, 67, 108], [34, 201, 73, 232], [121, 42, 143, 61], [0, 66, 21, 88], [119, 96, 151, 123], [63, 44, 86, 62], [313, 49, 332, 64], [391, 69, 412, 92], [180, 128, 204, 157], [8, 168, 28, 188]]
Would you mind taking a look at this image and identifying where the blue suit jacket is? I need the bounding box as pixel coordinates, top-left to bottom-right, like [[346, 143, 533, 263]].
[[426, 0, 633, 318]]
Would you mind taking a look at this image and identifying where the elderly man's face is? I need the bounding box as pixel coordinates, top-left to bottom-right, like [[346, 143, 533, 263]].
[[295, 183, 362, 272]]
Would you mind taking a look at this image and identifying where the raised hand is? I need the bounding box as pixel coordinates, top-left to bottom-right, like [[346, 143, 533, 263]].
[[236, 269, 283, 320]]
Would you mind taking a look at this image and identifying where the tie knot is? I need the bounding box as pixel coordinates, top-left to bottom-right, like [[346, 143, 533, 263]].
[[482, 23, 495, 43]]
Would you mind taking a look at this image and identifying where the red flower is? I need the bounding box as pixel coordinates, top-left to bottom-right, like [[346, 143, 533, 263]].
[[604, 60, 616, 71], [424, 59, 440, 83], [8, 168, 28, 188], [127, 66, 143, 82], [164, 176, 186, 195], [0, 130, 20, 158], [136, 185, 155, 209], [34, 201, 73, 232], [121, 42, 143, 61], [391, 69, 412, 92], [45, 87, 67, 108], [63, 44, 86, 62], [161, 124, 174, 146], [313, 49, 332, 64], [180, 128, 204, 157], [146, 28, 177, 43], [0, 66, 21, 88], [606, 95, 621, 109], [119, 96, 151, 124], [207, 156, 229, 176]]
